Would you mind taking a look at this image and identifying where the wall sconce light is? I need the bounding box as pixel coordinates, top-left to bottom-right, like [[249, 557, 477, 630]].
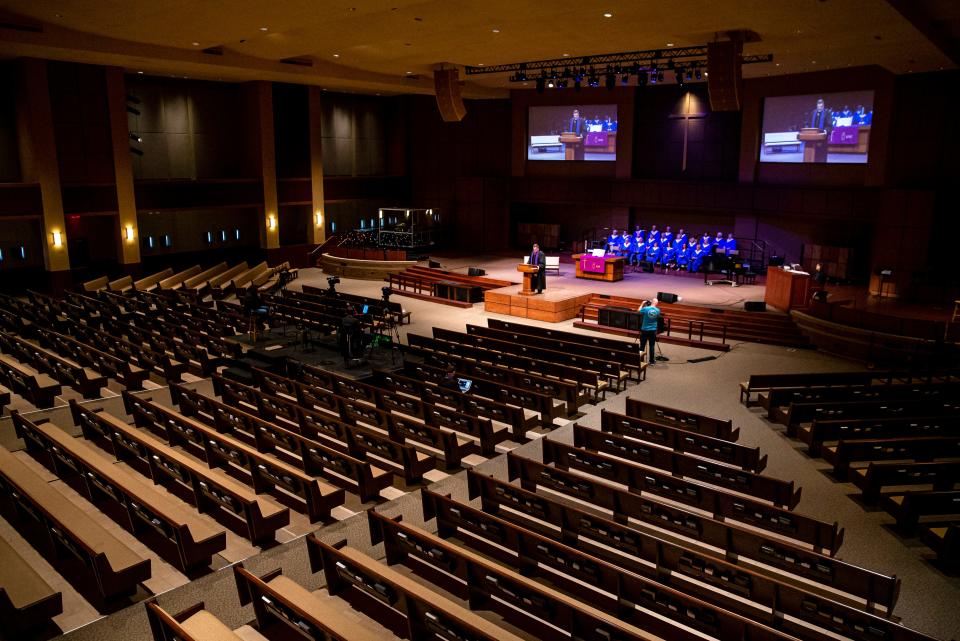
[[268, 214, 277, 231], [315, 210, 323, 227], [51, 230, 63, 248], [125, 225, 135, 242]]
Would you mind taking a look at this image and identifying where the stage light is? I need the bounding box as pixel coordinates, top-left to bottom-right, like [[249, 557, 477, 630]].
[[695, 68, 702, 80], [637, 71, 648, 86], [588, 74, 599, 88], [129, 133, 141, 143], [657, 71, 664, 82], [650, 71, 658, 85], [676, 69, 684, 86], [535, 77, 545, 93], [51, 230, 62, 248], [573, 78, 581, 91], [556, 79, 567, 89], [685, 69, 693, 80], [604, 73, 616, 90], [546, 80, 554, 89], [621, 74, 630, 85], [125, 225, 135, 242]]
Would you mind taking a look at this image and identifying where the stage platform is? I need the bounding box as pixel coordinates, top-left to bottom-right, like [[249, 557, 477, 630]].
[[484, 285, 593, 322]]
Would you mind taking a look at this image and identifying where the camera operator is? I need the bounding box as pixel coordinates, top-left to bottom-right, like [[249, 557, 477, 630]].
[[339, 304, 360, 364], [638, 298, 661, 365]]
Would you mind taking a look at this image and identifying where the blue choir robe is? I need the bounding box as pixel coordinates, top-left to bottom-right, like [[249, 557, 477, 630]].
[[724, 237, 737, 255], [661, 232, 673, 246], [618, 237, 633, 257], [647, 230, 660, 245], [645, 244, 661, 264], [661, 245, 677, 264], [714, 236, 725, 252], [674, 233, 687, 248], [700, 235, 713, 251], [633, 240, 646, 259], [676, 248, 689, 267], [690, 247, 705, 272], [607, 234, 622, 251]]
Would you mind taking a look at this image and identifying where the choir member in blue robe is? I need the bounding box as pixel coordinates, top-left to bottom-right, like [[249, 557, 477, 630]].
[[647, 224, 660, 246], [700, 233, 713, 252], [618, 234, 634, 259], [676, 243, 689, 269], [690, 243, 706, 272], [855, 105, 872, 125], [645, 241, 661, 267], [714, 231, 725, 253], [724, 232, 737, 255], [603, 116, 618, 132], [674, 228, 687, 250], [607, 229, 622, 253], [633, 225, 646, 240], [661, 226, 674, 247], [661, 242, 677, 270], [630, 237, 646, 270]]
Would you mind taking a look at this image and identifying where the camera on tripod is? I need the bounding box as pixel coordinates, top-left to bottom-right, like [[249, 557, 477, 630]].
[[327, 276, 340, 293]]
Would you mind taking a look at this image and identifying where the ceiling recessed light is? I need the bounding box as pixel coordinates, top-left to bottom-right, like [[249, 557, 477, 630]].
[[192, 42, 200, 46], [603, 12, 613, 18], [492, 28, 500, 33], [478, 63, 484, 66], [405, 71, 412, 74], [137, 70, 144, 74], [260, 27, 268, 31], [666, 42, 674, 47], [563, 53, 570, 57], [333, 53, 340, 58]]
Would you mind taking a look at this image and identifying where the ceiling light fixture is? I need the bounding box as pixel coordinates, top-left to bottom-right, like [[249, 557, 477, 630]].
[[603, 12, 613, 18], [260, 27, 268, 31], [492, 28, 500, 33], [333, 53, 340, 57]]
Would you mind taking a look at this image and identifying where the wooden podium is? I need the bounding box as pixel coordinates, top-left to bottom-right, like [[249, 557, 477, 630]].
[[764, 268, 812, 310], [559, 132, 584, 160], [517, 264, 540, 296], [798, 127, 828, 162]]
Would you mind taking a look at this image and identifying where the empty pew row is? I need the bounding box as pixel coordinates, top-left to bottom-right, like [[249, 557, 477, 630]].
[[246, 368, 478, 468], [489, 316, 644, 354], [71, 321, 188, 383], [601, 409, 767, 472], [212, 375, 437, 484], [11, 411, 226, 572], [625, 397, 738, 441], [0, 353, 62, 408], [37, 327, 149, 390], [122, 392, 345, 522], [0, 445, 152, 600], [367, 508, 798, 641], [466, 322, 646, 381], [0, 528, 63, 636], [146, 601, 242, 641], [167, 384, 394, 502], [572, 424, 797, 506], [406, 335, 593, 411], [882, 491, 960, 534], [799, 416, 960, 458], [0, 331, 107, 399], [434, 326, 630, 393], [463, 472, 930, 641], [505, 452, 896, 613], [299, 284, 412, 324], [823, 436, 960, 480], [69, 401, 291, 545], [761, 382, 958, 423], [741, 371, 894, 405], [783, 398, 960, 438], [851, 461, 960, 504], [919, 524, 959, 571]]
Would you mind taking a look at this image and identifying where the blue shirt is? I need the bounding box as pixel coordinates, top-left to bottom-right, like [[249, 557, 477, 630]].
[[640, 306, 660, 332]]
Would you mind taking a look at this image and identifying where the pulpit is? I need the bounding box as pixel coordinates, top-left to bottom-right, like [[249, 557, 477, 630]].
[[559, 132, 584, 160], [764, 268, 812, 310], [517, 264, 540, 296], [798, 127, 828, 162]]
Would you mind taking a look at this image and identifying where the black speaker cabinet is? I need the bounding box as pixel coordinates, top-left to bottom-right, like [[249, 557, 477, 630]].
[[657, 292, 679, 304], [467, 267, 486, 277], [598, 306, 639, 331], [744, 301, 767, 312]]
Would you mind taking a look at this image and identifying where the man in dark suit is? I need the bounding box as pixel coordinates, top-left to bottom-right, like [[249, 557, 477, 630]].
[[568, 109, 584, 135], [808, 97, 832, 130], [529, 243, 546, 293]]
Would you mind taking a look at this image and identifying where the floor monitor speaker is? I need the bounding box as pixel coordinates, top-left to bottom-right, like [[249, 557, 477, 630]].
[[744, 301, 766, 312], [467, 267, 486, 277], [657, 292, 679, 304]]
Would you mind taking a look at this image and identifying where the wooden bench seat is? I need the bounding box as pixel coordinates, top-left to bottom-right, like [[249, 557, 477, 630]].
[[134, 268, 174, 292], [0, 532, 62, 635], [0, 445, 151, 600], [850, 461, 960, 503], [123, 392, 345, 522], [919, 523, 959, 569], [739, 370, 885, 405], [70, 401, 291, 545], [0, 353, 62, 408], [108, 275, 134, 293], [82, 275, 109, 292], [37, 328, 148, 390], [1, 331, 107, 399], [12, 411, 227, 572], [821, 436, 960, 480], [783, 398, 960, 437], [625, 397, 738, 441], [157, 265, 201, 290], [234, 566, 383, 641], [882, 490, 960, 534], [147, 601, 242, 641], [798, 415, 960, 457]]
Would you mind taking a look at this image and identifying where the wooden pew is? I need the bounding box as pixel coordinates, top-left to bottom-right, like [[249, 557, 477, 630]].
[[0, 353, 62, 408], [230, 261, 268, 291], [783, 398, 960, 436], [234, 565, 383, 641], [883, 490, 960, 534], [625, 397, 737, 441], [36, 328, 148, 390], [0, 533, 62, 636], [0, 383, 9, 409], [309, 531, 661, 641], [12, 411, 227, 572], [157, 265, 201, 290], [761, 382, 958, 421], [108, 275, 134, 293], [300, 285, 411, 324], [489, 316, 642, 354], [0, 330, 107, 399], [82, 275, 109, 292], [182, 262, 228, 289], [799, 415, 960, 457], [123, 392, 345, 522], [505, 453, 900, 613], [207, 262, 249, 299], [146, 601, 242, 641], [919, 523, 959, 570], [462, 474, 928, 641], [70, 401, 291, 545], [851, 461, 960, 504], [134, 268, 174, 292], [740, 371, 889, 405], [601, 409, 766, 472], [823, 436, 960, 480], [168, 384, 393, 502], [573, 424, 793, 504], [0, 445, 151, 600]]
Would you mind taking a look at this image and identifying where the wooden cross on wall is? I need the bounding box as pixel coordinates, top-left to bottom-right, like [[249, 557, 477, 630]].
[[668, 92, 708, 172]]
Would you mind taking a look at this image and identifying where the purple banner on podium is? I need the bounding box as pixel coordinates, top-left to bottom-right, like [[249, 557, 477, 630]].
[[829, 126, 859, 145], [584, 131, 609, 147], [581, 255, 606, 273]]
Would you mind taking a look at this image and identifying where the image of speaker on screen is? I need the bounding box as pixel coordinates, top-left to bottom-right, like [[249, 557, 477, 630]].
[[759, 90, 874, 165], [528, 104, 617, 161]]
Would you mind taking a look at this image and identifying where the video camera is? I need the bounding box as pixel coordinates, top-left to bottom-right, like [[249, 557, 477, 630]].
[[327, 276, 340, 293]]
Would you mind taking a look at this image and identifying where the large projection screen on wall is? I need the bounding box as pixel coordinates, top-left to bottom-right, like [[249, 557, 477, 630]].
[[759, 91, 874, 164]]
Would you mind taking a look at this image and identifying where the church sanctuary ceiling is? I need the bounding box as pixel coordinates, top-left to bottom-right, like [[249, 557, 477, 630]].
[[0, 0, 955, 97]]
